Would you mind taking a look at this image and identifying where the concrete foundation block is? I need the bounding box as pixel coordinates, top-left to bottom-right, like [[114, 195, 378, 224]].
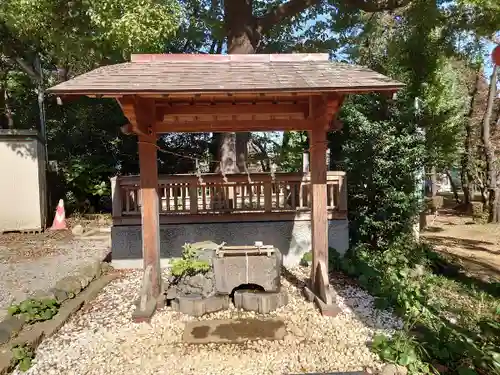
[[111, 220, 349, 269], [234, 290, 288, 314], [174, 294, 230, 317]]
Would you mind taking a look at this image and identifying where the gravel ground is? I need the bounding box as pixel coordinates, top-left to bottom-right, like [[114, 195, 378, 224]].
[[15, 267, 403, 375], [0, 231, 110, 317]]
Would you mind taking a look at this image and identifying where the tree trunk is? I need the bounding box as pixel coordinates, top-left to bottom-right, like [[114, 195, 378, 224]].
[[216, 0, 260, 175], [430, 166, 438, 197], [0, 81, 5, 129], [461, 70, 481, 207], [445, 170, 460, 204], [4, 86, 14, 129], [215, 0, 327, 175], [217, 132, 239, 174], [482, 65, 498, 222]]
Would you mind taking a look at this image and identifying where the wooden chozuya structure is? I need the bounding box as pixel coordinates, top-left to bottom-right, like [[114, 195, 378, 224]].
[[49, 53, 402, 316]]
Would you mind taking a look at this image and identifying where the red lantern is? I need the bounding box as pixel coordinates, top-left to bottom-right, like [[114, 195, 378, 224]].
[[492, 45, 500, 66]]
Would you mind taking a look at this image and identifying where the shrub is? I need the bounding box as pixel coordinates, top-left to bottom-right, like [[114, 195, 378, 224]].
[[331, 95, 425, 249], [170, 243, 210, 277], [331, 240, 500, 374], [372, 331, 430, 373]]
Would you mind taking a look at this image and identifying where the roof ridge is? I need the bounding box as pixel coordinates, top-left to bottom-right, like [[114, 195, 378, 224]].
[[130, 53, 330, 63]]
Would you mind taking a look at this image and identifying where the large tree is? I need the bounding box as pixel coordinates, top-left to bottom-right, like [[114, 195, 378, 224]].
[[210, 0, 414, 174]]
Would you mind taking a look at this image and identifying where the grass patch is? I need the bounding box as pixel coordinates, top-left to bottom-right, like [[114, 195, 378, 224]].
[[331, 237, 500, 374], [11, 344, 34, 372], [8, 298, 60, 324]]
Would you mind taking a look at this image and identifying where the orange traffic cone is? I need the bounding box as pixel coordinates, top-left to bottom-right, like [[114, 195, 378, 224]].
[[50, 199, 67, 230]]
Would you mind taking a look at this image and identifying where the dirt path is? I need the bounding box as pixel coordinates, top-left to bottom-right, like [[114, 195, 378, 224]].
[[422, 212, 500, 282]]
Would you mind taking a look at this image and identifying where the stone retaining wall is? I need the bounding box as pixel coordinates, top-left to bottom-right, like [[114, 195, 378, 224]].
[[0, 261, 114, 374]]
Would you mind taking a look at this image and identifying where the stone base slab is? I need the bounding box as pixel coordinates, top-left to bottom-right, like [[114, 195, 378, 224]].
[[182, 318, 286, 344]]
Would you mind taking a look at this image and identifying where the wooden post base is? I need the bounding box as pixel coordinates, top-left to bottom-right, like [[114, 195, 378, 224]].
[[131, 294, 166, 323], [302, 280, 341, 317], [132, 298, 157, 323]]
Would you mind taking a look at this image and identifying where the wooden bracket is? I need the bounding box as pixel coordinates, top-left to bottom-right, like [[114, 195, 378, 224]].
[[310, 94, 344, 131], [117, 96, 157, 140]]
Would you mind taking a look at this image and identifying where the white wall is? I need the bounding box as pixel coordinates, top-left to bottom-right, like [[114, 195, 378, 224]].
[[0, 134, 44, 232]]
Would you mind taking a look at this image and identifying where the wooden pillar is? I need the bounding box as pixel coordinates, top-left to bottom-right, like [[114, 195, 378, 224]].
[[309, 127, 330, 303], [135, 98, 162, 300]]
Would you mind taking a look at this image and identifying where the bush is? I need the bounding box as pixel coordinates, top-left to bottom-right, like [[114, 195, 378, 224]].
[[170, 243, 210, 277], [372, 331, 430, 373], [331, 95, 425, 249], [331, 241, 500, 374]]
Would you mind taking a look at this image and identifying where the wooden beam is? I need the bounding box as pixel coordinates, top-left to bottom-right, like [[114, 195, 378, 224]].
[[159, 102, 308, 117], [309, 125, 329, 301], [137, 98, 162, 303], [156, 119, 317, 133], [112, 210, 348, 226]]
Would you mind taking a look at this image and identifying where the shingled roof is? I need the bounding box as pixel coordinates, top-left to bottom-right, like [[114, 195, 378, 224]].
[[48, 53, 403, 96]]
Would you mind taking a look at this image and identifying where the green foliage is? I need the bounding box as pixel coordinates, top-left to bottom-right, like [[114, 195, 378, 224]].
[[88, 0, 183, 54], [8, 298, 60, 324], [301, 251, 312, 263], [334, 236, 432, 317], [170, 243, 211, 278], [0, 0, 182, 69], [372, 331, 430, 374], [11, 345, 34, 372], [334, 95, 425, 249], [331, 241, 500, 374], [277, 131, 309, 172]]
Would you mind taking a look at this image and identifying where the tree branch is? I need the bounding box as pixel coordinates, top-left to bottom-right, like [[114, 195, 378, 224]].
[[258, 0, 414, 35], [0, 21, 41, 80], [258, 0, 320, 35], [345, 0, 414, 12]]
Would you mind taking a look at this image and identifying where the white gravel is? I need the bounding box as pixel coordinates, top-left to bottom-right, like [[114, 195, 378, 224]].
[[0, 235, 110, 316], [14, 267, 403, 375]]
